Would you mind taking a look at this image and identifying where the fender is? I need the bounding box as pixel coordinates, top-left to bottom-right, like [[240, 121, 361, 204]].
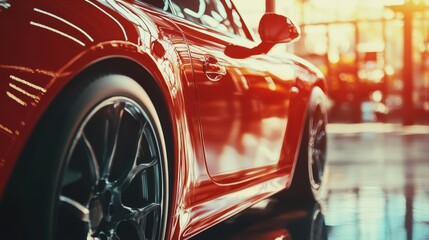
[[0, 0, 196, 199]]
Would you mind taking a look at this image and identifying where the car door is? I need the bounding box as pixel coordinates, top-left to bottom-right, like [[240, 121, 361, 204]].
[[168, 0, 296, 184]]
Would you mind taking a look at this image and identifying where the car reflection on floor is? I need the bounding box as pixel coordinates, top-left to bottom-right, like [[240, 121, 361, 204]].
[[324, 123, 429, 240], [191, 198, 327, 240], [192, 123, 429, 240]]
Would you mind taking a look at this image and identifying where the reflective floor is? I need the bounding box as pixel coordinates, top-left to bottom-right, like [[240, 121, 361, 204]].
[[192, 123, 429, 240]]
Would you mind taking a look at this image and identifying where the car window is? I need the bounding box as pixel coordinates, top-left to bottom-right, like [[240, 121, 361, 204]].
[[169, 0, 247, 38]]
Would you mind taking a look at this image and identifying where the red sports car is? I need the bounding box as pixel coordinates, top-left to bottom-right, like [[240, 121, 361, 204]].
[[0, 0, 328, 239]]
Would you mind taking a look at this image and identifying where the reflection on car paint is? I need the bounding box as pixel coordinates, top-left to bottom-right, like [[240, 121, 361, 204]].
[[0, 0, 327, 239]]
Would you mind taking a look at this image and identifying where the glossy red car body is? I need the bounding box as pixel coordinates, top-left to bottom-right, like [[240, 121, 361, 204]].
[[0, 0, 327, 239]]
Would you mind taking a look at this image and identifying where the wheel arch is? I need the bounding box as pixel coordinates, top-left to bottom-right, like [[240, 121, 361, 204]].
[[57, 58, 178, 236], [70, 57, 175, 154], [58, 57, 177, 198], [314, 78, 328, 94]]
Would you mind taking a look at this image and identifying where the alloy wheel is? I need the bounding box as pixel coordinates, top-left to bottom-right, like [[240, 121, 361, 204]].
[[308, 105, 327, 190], [57, 96, 165, 240]]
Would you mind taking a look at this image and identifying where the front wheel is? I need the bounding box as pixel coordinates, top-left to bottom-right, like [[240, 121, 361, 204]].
[[4, 74, 169, 240]]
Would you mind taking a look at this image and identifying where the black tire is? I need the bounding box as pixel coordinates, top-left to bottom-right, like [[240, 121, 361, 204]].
[[280, 87, 328, 203], [1, 74, 169, 240]]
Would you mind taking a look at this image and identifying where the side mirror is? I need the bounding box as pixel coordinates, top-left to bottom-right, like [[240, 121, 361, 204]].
[[225, 13, 301, 59], [258, 13, 301, 44]]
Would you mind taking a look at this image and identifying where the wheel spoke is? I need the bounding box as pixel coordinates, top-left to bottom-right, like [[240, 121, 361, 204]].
[[117, 157, 158, 191], [81, 132, 100, 184], [317, 151, 326, 168], [312, 142, 325, 163], [59, 195, 90, 222], [132, 220, 148, 240], [110, 233, 121, 240], [312, 148, 326, 182], [115, 120, 158, 191], [132, 203, 161, 220], [107, 202, 159, 229], [312, 150, 320, 167], [141, 170, 149, 201], [316, 117, 324, 130], [315, 129, 326, 144], [115, 220, 147, 240], [312, 118, 323, 135], [140, 216, 149, 240], [102, 102, 126, 178]]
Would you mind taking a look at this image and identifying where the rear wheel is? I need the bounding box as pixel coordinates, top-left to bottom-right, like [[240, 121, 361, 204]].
[[4, 74, 169, 240], [282, 87, 327, 202], [307, 101, 327, 195]]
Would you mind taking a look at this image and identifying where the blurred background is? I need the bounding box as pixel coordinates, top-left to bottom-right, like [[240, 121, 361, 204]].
[[193, 1, 429, 239], [235, 0, 429, 125]]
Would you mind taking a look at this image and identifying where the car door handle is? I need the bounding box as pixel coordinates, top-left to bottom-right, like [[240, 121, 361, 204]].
[[202, 55, 226, 82]]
